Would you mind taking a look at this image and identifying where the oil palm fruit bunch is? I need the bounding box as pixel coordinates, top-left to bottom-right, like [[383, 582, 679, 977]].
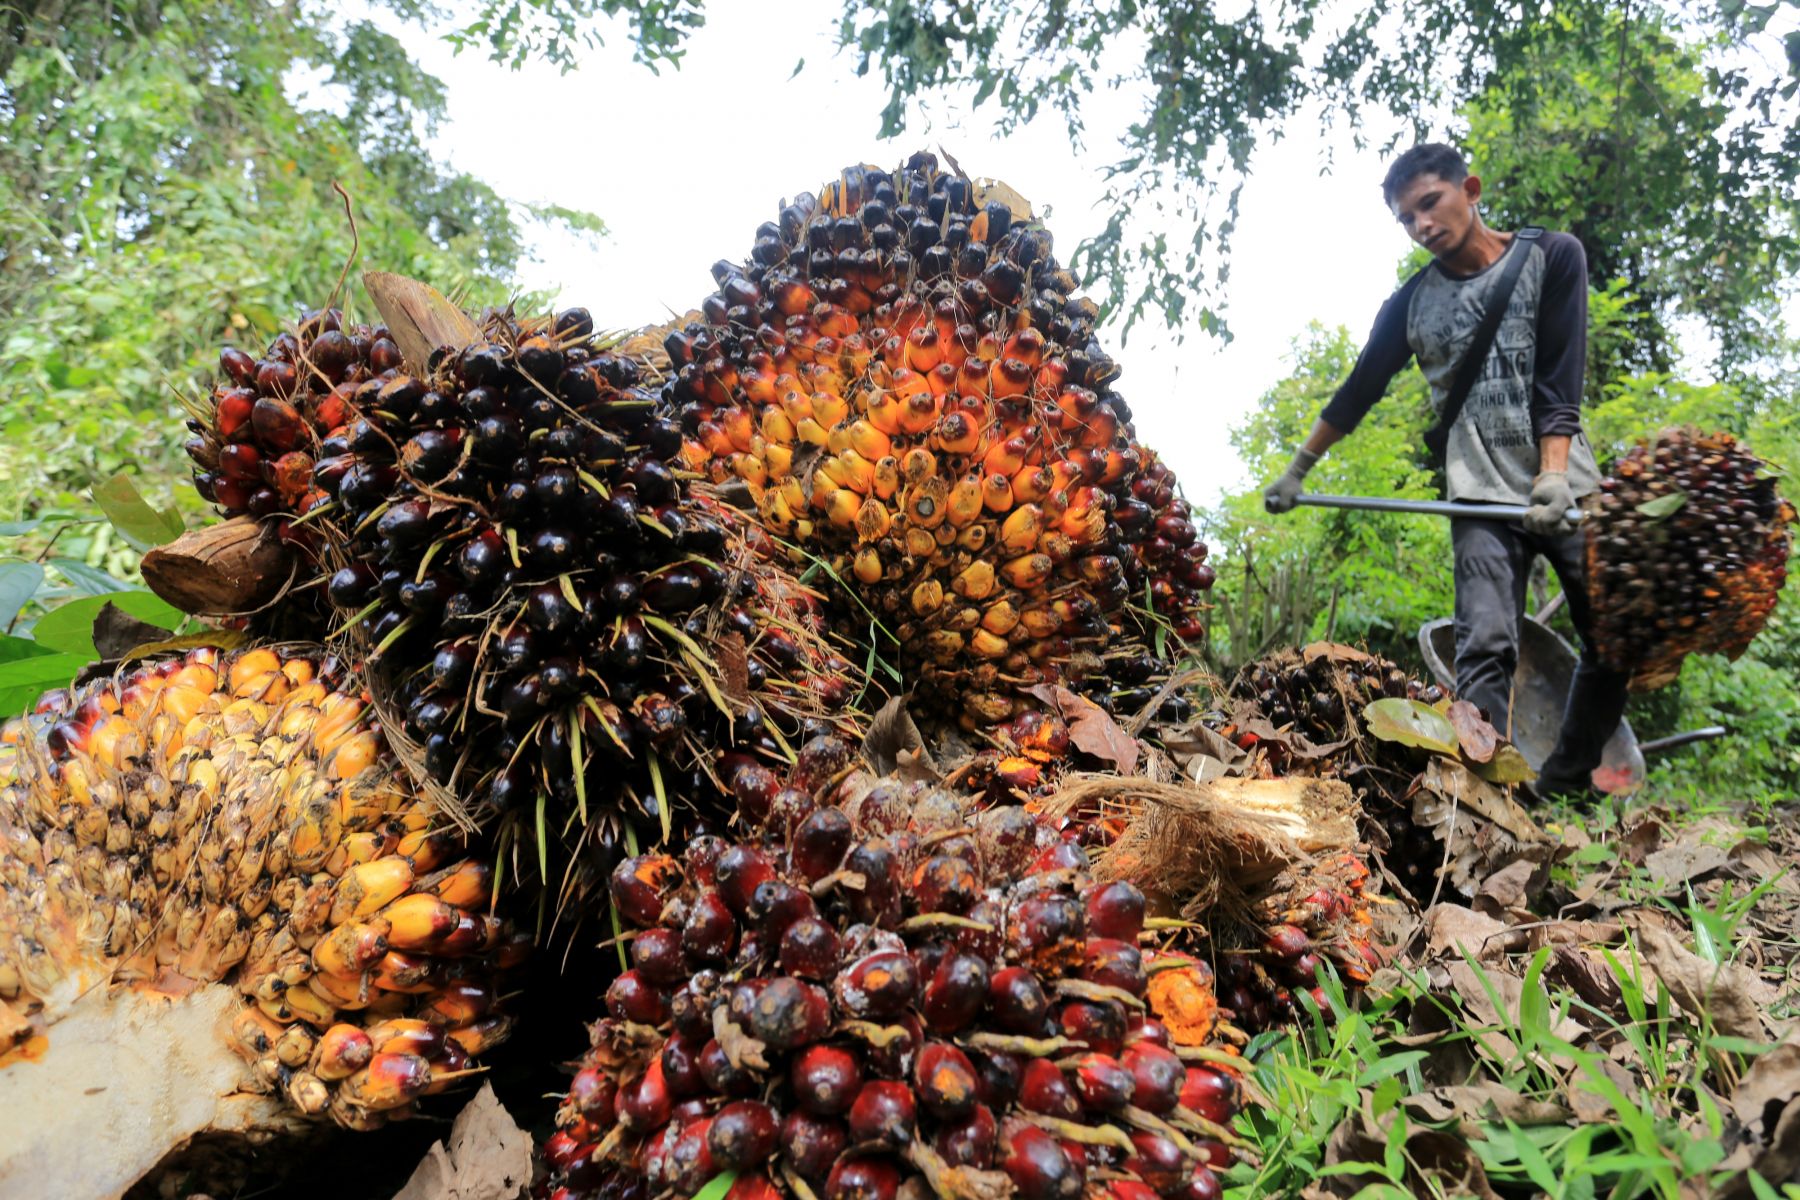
[[661, 152, 1213, 728], [1584, 429, 1793, 689], [0, 645, 522, 1133], [1213, 854, 1377, 1031], [289, 305, 859, 884], [538, 734, 1242, 1200], [185, 306, 388, 534]]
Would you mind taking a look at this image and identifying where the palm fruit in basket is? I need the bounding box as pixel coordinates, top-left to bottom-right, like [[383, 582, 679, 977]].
[[660, 152, 1213, 728], [1585, 428, 1792, 689], [0, 646, 522, 1132], [266, 303, 863, 886], [539, 734, 1243, 1200]]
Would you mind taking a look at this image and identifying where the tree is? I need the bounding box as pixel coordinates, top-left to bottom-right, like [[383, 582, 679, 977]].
[[455, 0, 1800, 346], [0, 0, 597, 538]]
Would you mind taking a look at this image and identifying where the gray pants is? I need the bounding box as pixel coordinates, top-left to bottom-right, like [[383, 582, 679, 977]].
[[1451, 516, 1630, 794]]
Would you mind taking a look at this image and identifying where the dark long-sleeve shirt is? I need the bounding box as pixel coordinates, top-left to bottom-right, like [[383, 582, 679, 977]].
[[1320, 230, 1600, 503]]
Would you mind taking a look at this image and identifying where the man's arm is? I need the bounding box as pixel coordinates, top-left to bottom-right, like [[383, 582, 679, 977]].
[[1265, 282, 1418, 513], [1522, 235, 1587, 535]]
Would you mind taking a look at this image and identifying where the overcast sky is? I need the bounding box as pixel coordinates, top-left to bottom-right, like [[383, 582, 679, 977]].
[[349, 2, 1468, 505]]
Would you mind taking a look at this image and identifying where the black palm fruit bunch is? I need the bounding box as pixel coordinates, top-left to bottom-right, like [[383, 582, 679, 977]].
[[222, 303, 864, 890], [538, 732, 1244, 1200], [1584, 429, 1792, 690], [1225, 649, 1443, 899], [660, 152, 1213, 730]]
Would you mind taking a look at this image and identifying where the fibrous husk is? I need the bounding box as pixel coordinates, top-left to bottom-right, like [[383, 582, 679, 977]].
[[140, 516, 292, 615]]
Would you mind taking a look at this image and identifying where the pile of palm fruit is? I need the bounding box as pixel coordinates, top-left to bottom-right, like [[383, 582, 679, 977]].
[[21, 151, 1793, 1198], [1584, 429, 1793, 690]]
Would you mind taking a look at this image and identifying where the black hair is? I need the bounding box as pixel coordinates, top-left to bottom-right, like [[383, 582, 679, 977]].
[[1381, 143, 1469, 205]]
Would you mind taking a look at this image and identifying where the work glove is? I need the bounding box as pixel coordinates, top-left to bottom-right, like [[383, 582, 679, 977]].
[[1262, 447, 1320, 514], [1523, 470, 1578, 535]]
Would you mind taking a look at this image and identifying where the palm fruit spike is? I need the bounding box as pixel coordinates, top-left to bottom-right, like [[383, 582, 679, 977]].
[[286, 303, 862, 889], [541, 734, 1242, 1200], [1584, 428, 1791, 690], [0, 644, 522, 1192], [660, 152, 1213, 728], [1212, 852, 1378, 1030]]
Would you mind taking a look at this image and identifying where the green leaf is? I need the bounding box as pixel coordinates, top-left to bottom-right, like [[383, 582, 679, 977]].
[[0, 635, 57, 663], [0, 562, 46, 629], [1473, 743, 1538, 784], [49, 557, 129, 596], [0, 651, 89, 717], [0, 520, 44, 536], [690, 1172, 739, 1200], [1636, 490, 1688, 520], [29, 591, 186, 659], [1363, 698, 1460, 755], [92, 472, 183, 551]]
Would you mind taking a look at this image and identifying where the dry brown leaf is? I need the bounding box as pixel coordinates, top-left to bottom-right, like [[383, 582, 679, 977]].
[[1544, 945, 1626, 1015], [1447, 700, 1499, 764], [1644, 838, 1733, 889], [1625, 915, 1778, 1040], [363, 271, 478, 372], [1402, 1080, 1568, 1126], [391, 1083, 532, 1200], [1423, 904, 1520, 965], [864, 696, 936, 780], [1476, 858, 1539, 912], [1025, 684, 1140, 774], [717, 632, 750, 705], [1442, 961, 1590, 1062], [1728, 1043, 1800, 1133]]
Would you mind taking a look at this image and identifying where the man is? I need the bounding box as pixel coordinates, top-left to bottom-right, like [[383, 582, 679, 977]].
[[1262, 143, 1627, 799]]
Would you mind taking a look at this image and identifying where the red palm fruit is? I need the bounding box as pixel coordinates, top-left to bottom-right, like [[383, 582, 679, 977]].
[[845, 842, 903, 927], [1018, 1059, 1079, 1118], [748, 879, 818, 938], [1178, 1170, 1223, 1200], [1121, 1043, 1184, 1114], [911, 854, 980, 914], [914, 1042, 980, 1120], [219, 442, 262, 482], [1083, 938, 1147, 996], [1264, 924, 1310, 959], [791, 1044, 863, 1115], [544, 1130, 585, 1173], [935, 1103, 998, 1167], [727, 760, 783, 824], [1055, 999, 1126, 1055], [698, 1039, 757, 1097], [835, 950, 919, 1020], [728, 1175, 784, 1200], [566, 1067, 616, 1123], [860, 1013, 922, 1080], [631, 928, 687, 986], [988, 966, 1050, 1033], [748, 976, 831, 1050], [974, 1050, 1025, 1109], [1124, 1015, 1172, 1047], [1193, 1139, 1229, 1170], [1084, 880, 1146, 942], [660, 1036, 706, 1099], [780, 917, 843, 980], [667, 1117, 718, 1195], [1072, 1052, 1135, 1112], [791, 807, 854, 880], [612, 855, 683, 926], [826, 1155, 902, 1200], [783, 1110, 849, 1181], [708, 1100, 781, 1169], [620, 1060, 673, 1131], [685, 835, 729, 888], [251, 395, 306, 451], [715, 845, 776, 915], [1178, 1067, 1238, 1126], [683, 889, 740, 964], [1002, 1122, 1083, 1200], [1010, 894, 1085, 971], [922, 952, 990, 1035], [607, 970, 671, 1024], [976, 806, 1042, 877], [1125, 1131, 1187, 1195], [848, 1080, 916, 1148], [220, 345, 257, 384], [1109, 1182, 1163, 1200], [1028, 839, 1086, 875]]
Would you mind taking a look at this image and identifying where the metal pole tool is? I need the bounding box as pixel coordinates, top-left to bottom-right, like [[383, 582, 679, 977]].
[[1294, 492, 1585, 524]]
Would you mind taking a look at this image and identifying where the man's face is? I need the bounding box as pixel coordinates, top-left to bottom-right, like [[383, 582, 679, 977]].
[[1389, 172, 1483, 259]]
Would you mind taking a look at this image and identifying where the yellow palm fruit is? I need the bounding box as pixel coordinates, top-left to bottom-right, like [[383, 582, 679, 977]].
[[910, 580, 945, 616], [854, 547, 884, 585], [947, 474, 985, 527], [826, 488, 861, 529], [957, 522, 990, 553], [848, 419, 893, 461], [923, 630, 965, 663], [837, 449, 877, 494], [731, 452, 767, 488], [1000, 504, 1043, 552], [0, 645, 520, 1149], [795, 416, 831, 447], [968, 629, 1010, 659], [981, 599, 1022, 636], [982, 472, 1016, 513], [1002, 553, 1055, 590], [905, 476, 950, 529], [855, 497, 893, 543], [952, 561, 997, 602], [761, 406, 797, 446], [873, 455, 902, 501], [904, 527, 938, 559]]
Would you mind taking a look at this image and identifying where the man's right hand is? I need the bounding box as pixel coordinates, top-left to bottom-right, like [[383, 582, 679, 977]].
[[1263, 448, 1321, 514]]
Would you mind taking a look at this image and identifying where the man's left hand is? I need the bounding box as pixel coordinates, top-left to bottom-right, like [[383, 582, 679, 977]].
[[1524, 470, 1577, 535]]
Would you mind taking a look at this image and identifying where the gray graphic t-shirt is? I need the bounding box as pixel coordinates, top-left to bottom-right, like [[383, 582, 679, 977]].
[[1322, 231, 1601, 504]]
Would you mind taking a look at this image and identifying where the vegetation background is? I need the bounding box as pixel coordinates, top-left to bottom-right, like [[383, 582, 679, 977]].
[[1, 0, 1796, 794]]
